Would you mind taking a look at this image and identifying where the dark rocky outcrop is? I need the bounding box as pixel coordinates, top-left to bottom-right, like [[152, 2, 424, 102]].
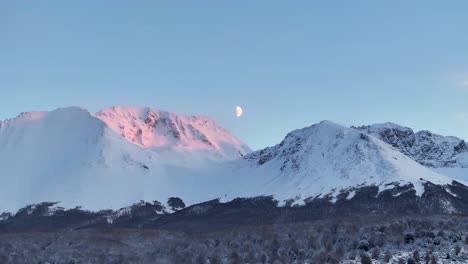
[[2, 180, 468, 232], [354, 123, 468, 168]]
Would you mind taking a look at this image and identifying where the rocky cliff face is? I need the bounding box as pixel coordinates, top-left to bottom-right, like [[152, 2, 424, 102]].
[[238, 121, 452, 204], [354, 123, 468, 169], [96, 106, 251, 160], [0, 106, 252, 212]]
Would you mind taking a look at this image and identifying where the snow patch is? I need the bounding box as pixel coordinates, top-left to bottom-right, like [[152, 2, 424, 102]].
[[346, 190, 356, 200]]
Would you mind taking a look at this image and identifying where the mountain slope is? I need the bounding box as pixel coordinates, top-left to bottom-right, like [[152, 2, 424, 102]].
[[229, 121, 454, 204], [0, 107, 250, 212], [355, 123, 468, 181], [0, 108, 465, 216], [95, 106, 251, 163], [0, 107, 166, 211]]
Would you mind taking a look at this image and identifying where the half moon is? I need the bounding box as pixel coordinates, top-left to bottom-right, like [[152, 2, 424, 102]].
[[235, 106, 243, 117]]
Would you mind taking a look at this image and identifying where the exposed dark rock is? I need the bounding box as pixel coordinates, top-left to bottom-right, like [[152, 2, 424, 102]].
[[355, 123, 468, 168], [1, 181, 468, 232], [167, 197, 186, 211]]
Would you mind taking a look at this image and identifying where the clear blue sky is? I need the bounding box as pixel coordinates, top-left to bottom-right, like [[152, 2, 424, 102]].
[[1, 1, 468, 150]]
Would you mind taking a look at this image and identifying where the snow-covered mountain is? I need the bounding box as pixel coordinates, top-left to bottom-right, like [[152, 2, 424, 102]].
[[96, 106, 251, 162], [2, 120, 467, 231], [0, 107, 467, 216], [354, 123, 468, 181], [232, 121, 454, 204], [0, 106, 250, 211]]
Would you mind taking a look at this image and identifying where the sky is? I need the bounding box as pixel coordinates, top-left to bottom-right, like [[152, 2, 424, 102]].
[[1, 1, 468, 150]]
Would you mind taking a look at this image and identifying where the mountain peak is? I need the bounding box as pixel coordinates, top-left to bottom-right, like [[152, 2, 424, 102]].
[[355, 122, 468, 169], [247, 120, 373, 168], [0, 105, 252, 211], [242, 120, 451, 202], [318, 119, 340, 125], [1, 107, 92, 125], [285, 120, 346, 140], [0, 112, 464, 213], [95, 106, 251, 159]]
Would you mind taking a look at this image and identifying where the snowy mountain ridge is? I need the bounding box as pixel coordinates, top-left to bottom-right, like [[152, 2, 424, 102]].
[[354, 122, 468, 182], [354, 122, 468, 168], [0, 106, 250, 211], [237, 121, 454, 204], [3, 119, 468, 231], [0, 107, 467, 215], [95, 106, 251, 160]]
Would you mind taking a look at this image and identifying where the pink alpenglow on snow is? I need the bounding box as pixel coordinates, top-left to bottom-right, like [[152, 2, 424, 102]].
[[95, 106, 251, 160], [0, 106, 251, 212]]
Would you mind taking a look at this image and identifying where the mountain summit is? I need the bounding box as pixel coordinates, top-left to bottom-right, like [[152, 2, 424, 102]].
[[237, 121, 453, 204], [0, 110, 466, 215], [0, 106, 250, 211], [95, 106, 251, 160], [355, 123, 468, 181]]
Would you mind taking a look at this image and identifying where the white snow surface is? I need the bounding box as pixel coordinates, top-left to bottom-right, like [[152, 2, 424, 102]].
[[0, 109, 461, 213], [229, 121, 454, 203], [0, 107, 249, 212], [95, 106, 251, 164], [357, 122, 468, 182]]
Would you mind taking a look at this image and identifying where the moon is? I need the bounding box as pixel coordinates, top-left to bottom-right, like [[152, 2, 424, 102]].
[[235, 106, 243, 118]]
